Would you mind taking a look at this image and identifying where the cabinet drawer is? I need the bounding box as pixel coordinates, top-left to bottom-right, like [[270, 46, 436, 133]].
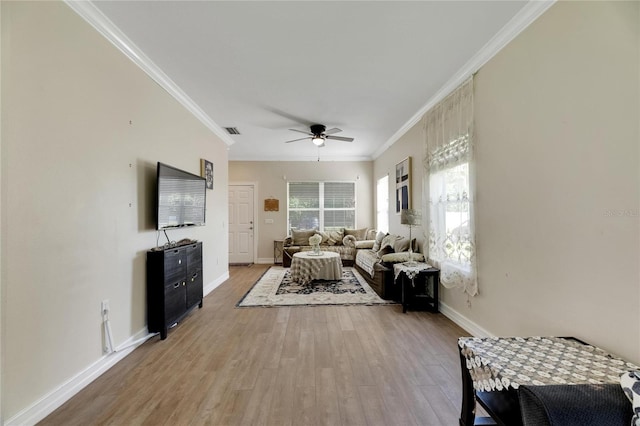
[[164, 280, 186, 324], [186, 243, 202, 268], [164, 248, 186, 283], [186, 268, 203, 308]]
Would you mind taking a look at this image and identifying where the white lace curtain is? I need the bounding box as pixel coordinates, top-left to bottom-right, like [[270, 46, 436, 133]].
[[422, 78, 478, 297]]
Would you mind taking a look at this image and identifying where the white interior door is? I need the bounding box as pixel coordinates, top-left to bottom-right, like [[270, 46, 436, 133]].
[[229, 185, 254, 264]]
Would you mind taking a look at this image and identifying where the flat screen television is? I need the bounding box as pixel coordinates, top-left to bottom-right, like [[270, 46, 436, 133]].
[[156, 162, 206, 230]]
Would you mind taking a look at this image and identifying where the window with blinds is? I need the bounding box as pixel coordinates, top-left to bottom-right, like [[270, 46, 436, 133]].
[[288, 182, 356, 231]]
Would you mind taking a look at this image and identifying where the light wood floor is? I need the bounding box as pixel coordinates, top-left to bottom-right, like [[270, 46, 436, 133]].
[[41, 265, 470, 426]]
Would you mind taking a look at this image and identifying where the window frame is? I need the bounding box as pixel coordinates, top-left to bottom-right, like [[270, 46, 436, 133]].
[[429, 161, 471, 268], [287, 181, 357, 231]]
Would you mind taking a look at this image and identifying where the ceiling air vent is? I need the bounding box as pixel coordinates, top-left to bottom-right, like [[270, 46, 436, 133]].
[[224, 127, 241, 135]]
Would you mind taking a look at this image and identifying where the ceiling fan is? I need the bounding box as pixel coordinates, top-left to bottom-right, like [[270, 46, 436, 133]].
[[285, 124, 354, 147]]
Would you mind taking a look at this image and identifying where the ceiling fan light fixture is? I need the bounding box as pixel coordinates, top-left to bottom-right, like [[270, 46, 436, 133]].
[[312, 136, 324, 146]]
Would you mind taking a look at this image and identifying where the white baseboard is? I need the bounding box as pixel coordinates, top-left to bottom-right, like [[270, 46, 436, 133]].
[[6, 327, 152, 426], [7, 273, 486, 426], [439, 301, 494, 338], [8, 271, 230, 426], [255, 258, 275, 265], [203, 270, 229, 297]]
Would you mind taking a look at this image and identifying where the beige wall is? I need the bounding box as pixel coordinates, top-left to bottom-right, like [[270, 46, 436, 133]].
[[3, 0, 638, 421], [372, 122, 425, 247], [229, 161, 373, 261], [376, 1, 640, 363], [1, 1, 229, 419]]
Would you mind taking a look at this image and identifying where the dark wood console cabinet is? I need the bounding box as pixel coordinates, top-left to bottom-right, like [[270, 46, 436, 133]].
[[146, 242, 203, 340]]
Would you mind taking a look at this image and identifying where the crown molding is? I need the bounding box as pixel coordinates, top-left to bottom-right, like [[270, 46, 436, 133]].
[[229, 154, 373, 162], [64, 1, 236, 147], [373, 0, 556, 159]]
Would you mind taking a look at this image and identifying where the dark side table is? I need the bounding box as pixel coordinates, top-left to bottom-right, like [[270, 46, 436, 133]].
[[393, 263, 440, 313], [273, 239, 284, 265], [457, 336, 638, 426]]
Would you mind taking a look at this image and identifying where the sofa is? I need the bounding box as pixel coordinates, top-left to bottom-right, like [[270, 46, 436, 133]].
[[283, 228, 425, 300], [353, 232, 424, 300], [282, 228, 377, 268]]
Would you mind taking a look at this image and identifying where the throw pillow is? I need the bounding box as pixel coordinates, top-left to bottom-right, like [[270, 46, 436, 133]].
[[317, 231, 330, 244], [344, 228, 368, 241], [365, 228, 377, 240], [378, 234, 397, 258], [372, 231, 386, 252], [291, 229, 316, 246], [394, 237, 410, 253], [326, 229, 344, 246], [377, 245, 394, 259], [342, 235, 357, 248], [380, 234, 398, 250], [621, 371, 640, 426]]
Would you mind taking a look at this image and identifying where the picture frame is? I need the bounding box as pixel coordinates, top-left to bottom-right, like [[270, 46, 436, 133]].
[[200, 159, 213, 190], [264, 198, 279, 212], [395, 156, 411, 213]]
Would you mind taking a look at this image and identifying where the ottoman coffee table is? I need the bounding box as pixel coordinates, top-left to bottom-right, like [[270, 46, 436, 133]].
[[290, 251, 342, 285]]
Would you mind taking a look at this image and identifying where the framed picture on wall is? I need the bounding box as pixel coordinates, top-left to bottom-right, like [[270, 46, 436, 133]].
[[395, 156, 411, 213], [201, 159, 213, 190]]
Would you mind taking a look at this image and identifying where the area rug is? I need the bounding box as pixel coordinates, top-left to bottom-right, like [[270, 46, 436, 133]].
[[237, 266, 395, 307]]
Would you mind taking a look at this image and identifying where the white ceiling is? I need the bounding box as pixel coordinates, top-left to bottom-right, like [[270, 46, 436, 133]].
[[88, 1, 536, 161]]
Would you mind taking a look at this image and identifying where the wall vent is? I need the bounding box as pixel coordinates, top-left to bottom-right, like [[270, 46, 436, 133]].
[[224, 127, 241, 135]]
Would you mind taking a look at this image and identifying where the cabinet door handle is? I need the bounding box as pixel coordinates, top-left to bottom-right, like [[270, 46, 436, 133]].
[[182, 281, 186, 286], [173, 282, 180, 289], [191, 272, 198, 282]]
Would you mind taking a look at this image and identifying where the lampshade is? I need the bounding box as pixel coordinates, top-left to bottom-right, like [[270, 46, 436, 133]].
[[312, 137, 324, 146], [400, 209, 422, 226]]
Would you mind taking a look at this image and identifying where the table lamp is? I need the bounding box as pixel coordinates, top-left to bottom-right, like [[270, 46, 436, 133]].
[[400, 209, 422, 265]]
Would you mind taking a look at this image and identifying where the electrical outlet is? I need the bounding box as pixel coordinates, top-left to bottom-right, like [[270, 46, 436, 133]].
[[101, 300, 110, 315]]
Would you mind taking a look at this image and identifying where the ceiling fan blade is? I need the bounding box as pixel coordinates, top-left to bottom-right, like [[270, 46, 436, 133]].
[[289, 128, 313, 136], [285, 137, 311, 143], [324, 127, 342, 135], [326, 135, 354, 142]]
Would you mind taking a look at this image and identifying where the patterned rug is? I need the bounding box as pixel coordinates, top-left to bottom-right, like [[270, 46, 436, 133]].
[[237, 266, 395, 307]]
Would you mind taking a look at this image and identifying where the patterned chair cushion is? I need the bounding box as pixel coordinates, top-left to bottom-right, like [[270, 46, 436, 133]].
[[621, 371, 640, 426]]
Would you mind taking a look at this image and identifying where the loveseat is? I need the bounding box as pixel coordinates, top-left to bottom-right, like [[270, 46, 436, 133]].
[[282, 228, 377, 268], [353, 232, 424, 300]]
